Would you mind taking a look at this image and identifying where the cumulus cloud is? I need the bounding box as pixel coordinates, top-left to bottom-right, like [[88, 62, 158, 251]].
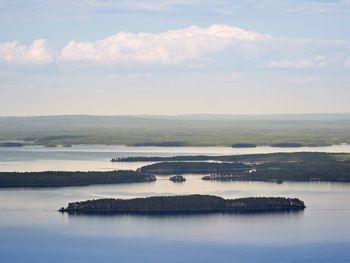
[[268, 55, 327, 69], [0, 24, 348, 69], [0, 39, 53, 65], [59, 24, 269, 64]]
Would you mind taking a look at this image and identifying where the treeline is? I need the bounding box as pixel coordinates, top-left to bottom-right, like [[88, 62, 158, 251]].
[[232, 143, 257, 148], [130, 141, 188, 147], [169, 175, 186, 182], [139, 162, 248, 175], [112, 152, 344, 163], [0, 170, 156, 188], [248, 160, 350, 182], [270, 143, 304, 148], [130, 152, 350, 182], [111, 155, 213, 162], [59, 194, 305, 214], [202, 159, 350, 182], [0, 142, 24, 147], [2, 115, 350, 147]]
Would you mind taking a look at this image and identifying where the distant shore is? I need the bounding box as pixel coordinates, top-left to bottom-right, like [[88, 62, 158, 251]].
[[0, 170, 156, 188], [1, 141, 348, 149], [119, 152, 350, 183], [1, 115, 349, 148]]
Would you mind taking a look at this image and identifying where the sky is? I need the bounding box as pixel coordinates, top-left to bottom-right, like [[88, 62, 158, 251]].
[[0, 0, 350, 116]]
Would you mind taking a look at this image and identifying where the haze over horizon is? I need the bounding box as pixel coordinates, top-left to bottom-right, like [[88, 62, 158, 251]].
[[1, 0, 350, 116], [2, 113, 350, 119]]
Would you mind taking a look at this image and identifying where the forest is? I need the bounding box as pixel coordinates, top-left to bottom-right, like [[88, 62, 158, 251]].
[[0, 170, 156, 188], [139, 162, 248, 175], [133, 152, 350, 182], [113, 152, 348, 163], [59, 195, 305, 214], [1, 115, 350, 146]]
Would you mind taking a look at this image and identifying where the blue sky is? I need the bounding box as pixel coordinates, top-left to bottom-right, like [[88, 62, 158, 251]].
[[1, 0, 350, 115]]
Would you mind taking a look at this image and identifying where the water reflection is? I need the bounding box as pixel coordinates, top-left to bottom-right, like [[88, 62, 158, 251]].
[[62, 210, 305, 244]]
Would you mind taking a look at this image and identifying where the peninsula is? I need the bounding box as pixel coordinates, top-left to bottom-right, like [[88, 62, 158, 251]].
[[121, 152, 350, 182], [0, 170, 156, 188]]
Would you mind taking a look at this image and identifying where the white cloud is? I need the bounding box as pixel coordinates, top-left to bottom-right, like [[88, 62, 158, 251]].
[[59, 24, 268, 64], [0, 39, 53, 65], [0, 25, 348, 69], [268, 55, 327, 69]]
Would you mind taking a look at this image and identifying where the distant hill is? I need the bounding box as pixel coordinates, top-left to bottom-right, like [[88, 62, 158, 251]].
[[0, 114, 350, 146]]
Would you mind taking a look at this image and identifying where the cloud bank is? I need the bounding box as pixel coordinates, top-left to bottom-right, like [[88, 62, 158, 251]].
[[0, 39, 52, 65], [0, 24, 348, 69], [59, 25, 268, 64]]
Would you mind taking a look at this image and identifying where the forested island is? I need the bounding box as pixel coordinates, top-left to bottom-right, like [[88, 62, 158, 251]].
[[59, 195, 305, 215], [170, 175, 186, 182], [270, 143, 304, 148], [0, 170, 156, 188], [126, 152, 350, 182], [112, 155, 215, 162], [232, 143, 257, 148], [2, 152, 350, 187], [130, 141, 187, 147], [113, 152, 346, 163], [139, 162, 248, 175], [0, 142, 24, 147]]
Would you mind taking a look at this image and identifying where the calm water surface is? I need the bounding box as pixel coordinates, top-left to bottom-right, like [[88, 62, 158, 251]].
[[1, 144, 350, 171], [0, 145, 350, 262]]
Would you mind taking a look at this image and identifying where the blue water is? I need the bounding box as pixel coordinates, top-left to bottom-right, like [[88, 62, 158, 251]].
[[0, 145, 350, 262], [1, 144, 350, 171], [2, 228, 349, 263]]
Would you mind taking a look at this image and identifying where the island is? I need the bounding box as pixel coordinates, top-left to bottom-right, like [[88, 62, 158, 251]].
[[111, 155, 213, 162], [169, 175, 186, 182], [130, 141, 187, 147], [112, 152, 348, 163], [59, 195, 305, 214], [128, 152, 350, 182], [0, 142, 24, 147], [270, 143, 304, 148], [0, 170, 156, 188], [139, 162, 248, 175], [232, 143, 257, 148]]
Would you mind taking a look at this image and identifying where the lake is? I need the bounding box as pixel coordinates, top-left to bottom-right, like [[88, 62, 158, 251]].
[[1, 143, 350, 172], [0, 145, 350, 262]]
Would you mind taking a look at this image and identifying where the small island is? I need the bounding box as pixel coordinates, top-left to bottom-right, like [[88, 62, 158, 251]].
[[232, 143, 257, 148], [111, 155, 212, 162], [169, 175, 186, 182], [270, 143, 304, 148], [0, 170, 156, 188], [0, 142, 24, 147], [130, 141, 187, 147], [59, 195, 305, 215]]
